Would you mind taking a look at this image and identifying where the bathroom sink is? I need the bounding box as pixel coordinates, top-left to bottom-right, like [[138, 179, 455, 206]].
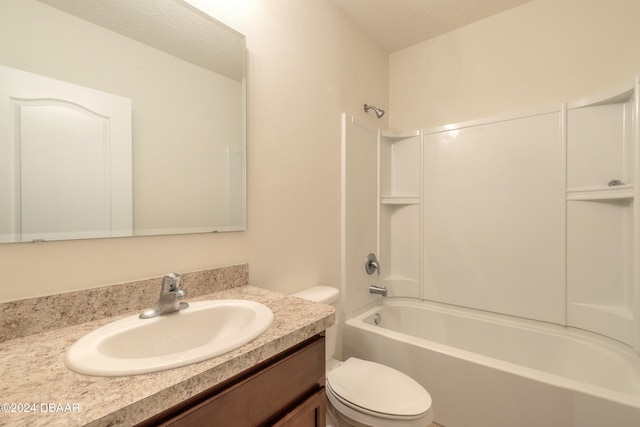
[[64, 299, 274, 376]]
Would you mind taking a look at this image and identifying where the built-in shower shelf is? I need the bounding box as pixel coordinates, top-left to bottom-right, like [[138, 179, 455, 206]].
[[381, 130, 421, 140], [566, 185, 634, 201], [381, 195, 420, 205]]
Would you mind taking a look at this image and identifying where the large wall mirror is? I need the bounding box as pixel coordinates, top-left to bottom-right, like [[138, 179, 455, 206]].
[[0, 0, 246, 243]]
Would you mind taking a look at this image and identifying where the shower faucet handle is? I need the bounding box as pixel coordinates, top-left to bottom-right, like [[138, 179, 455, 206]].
[[365, 253, 380, 275]]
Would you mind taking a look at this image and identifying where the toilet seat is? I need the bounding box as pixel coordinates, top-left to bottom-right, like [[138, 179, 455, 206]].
[[326, 357, 432, 425]]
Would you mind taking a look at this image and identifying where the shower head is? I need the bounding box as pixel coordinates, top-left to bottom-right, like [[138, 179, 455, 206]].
[[364, 104, 385, 118]]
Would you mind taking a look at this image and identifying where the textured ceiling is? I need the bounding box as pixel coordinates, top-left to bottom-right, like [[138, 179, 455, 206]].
[[38, 0, 245, 81], [331, 0, 533, 52]]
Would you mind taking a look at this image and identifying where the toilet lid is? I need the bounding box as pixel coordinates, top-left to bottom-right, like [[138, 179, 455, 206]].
[[326, 357, 431, 417]]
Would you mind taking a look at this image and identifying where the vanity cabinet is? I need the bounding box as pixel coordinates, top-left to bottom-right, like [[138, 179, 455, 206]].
[[137, 335, 326, 427]]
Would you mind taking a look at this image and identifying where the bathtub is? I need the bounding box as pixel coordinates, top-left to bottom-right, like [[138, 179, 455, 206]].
[[341, 298, 640, 427]]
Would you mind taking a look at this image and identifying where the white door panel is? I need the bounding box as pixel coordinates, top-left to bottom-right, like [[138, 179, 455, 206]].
[[0, 65, 132, 242]]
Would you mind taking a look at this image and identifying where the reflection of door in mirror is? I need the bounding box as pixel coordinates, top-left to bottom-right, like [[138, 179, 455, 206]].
[[0, 65, 132, 243]]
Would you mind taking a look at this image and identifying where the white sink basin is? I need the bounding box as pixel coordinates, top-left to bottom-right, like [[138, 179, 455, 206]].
[[64, 299, 274, 376]]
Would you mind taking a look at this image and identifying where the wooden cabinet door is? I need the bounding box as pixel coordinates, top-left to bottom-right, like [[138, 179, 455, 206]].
[[272, 388, 326, 427]]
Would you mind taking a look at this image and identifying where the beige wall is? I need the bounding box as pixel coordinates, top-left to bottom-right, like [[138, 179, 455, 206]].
[[0, 0, 388, 302], [389, 0, 640, 131], [186, 0, 389, 296]]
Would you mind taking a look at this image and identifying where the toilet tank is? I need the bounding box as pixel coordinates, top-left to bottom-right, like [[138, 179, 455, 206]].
[[292, 286, 339, 360]]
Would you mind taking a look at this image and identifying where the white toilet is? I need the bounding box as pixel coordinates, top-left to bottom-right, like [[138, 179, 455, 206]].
[[292, 286, 433, 427]]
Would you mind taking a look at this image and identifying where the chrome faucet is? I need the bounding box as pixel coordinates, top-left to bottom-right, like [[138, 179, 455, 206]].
[[369, 284, 388, 297], [365, 253, 387, 296], [139, 273, 189, 319]]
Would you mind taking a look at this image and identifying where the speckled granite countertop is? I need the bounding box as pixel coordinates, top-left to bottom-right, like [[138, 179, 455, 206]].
[[0, 285, 334, 427]]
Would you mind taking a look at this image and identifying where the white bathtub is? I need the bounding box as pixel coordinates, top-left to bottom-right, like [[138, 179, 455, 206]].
[[342, 298, 640, 427]]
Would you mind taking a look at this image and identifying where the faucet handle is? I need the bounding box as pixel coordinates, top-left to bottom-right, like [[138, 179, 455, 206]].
[[365, 253, 380, 275], [160, 272, 181, 294]]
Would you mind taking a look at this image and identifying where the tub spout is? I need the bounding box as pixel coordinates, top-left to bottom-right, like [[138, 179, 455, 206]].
[[369, 284, 388, 297]]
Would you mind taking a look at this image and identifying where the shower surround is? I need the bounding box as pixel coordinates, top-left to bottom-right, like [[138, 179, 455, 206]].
[[341, 80, 640, 426]]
